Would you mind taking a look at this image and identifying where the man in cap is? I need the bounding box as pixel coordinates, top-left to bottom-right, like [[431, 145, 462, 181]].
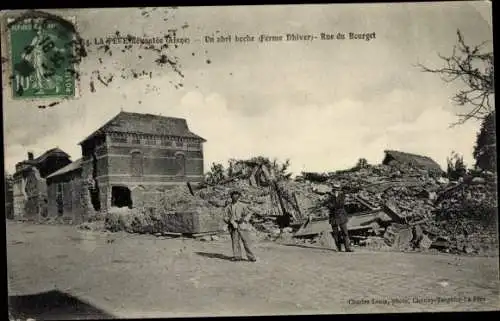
[[327, 183, 353, 252], [223, 190, 257, 262]]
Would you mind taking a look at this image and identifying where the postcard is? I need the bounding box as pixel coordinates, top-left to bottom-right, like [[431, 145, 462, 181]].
[[2, 3, 497, 319]]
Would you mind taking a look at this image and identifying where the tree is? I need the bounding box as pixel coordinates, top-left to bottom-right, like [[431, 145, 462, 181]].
[[473, 111, 497, 172], [419, 29, 495, 173], [356, 158, 369, 169], [205, 162, 226, 185], [446, 151, 467, 180], [418, 30, 494, 125]]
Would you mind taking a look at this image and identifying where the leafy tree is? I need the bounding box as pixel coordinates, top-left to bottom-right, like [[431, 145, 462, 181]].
[[205, 162, 226, 185], [473, 111, 497, 172], [356, 158, 369, 169], [229, 156, 292, 180], [446, 151, 467, 180]]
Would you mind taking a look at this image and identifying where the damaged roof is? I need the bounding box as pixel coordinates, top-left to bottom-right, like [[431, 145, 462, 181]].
[[79, 111, 206, 145], [383, 150, 443, 173], [18, 148, 70, 166], [46, 158, 83, 179]]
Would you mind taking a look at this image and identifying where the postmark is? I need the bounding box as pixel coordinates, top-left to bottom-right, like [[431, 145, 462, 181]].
[[6, 12, 85, 100]]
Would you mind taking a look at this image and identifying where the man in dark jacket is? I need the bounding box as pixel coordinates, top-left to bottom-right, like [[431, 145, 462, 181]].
[[327, 184, 353, 252]]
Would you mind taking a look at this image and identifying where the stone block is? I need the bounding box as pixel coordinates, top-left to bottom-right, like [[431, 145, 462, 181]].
[[160, 208, 224, 234]]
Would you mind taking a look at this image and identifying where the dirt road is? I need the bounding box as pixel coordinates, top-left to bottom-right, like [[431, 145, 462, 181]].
[[6, 221, 500, 319]]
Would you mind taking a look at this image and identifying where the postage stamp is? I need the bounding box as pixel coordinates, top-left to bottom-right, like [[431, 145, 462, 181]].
[[7, 16, 78, 99]]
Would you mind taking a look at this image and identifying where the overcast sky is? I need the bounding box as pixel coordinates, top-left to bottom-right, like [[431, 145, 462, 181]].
[[1, 3, 493, 175]]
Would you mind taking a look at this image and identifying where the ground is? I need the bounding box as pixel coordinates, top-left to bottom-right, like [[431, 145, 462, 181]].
[[6, 221, 500, 319]]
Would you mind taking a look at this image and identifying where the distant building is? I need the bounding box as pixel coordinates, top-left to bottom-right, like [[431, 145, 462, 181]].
[[45, 111, 206, 221], [12, 148, 72, 221], [382, 150, 443, 175]]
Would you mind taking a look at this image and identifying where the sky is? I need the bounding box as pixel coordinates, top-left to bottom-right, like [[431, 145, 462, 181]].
[[1, 3, 494, 175]]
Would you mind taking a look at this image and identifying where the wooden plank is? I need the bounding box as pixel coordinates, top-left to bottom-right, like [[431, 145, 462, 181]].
[[162, 232, 182, 237], [189, 231, 220, 237], [350, 235, 369, 240], [355, 195, 380, 211], [292, 192, 304, 221], [294, 218, 332, 237], [186, 182, 195, 196], [294, 211, 385, 237], [382, 202, 406, 223], [249, 166, 260, 186]]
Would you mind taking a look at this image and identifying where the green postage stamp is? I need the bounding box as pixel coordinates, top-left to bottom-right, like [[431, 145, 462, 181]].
[[7, 17, 78, 99]]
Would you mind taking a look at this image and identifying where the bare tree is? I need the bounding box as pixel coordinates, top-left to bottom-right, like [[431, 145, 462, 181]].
[[418, 30, 494, 126]]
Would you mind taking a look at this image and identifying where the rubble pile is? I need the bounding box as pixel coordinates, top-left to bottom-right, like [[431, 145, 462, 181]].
[[435, 178, 498, 223], [104, 186, 224, 234], [295, 164, 498, 254], [157, 185, 220, 214], [100, 154, 496, 255], [380, 186, 436, 220], [104, 207, 138, 233], [301, 164, 444, 220], [194, 179, 324, 234], [429, 178, 498, 254]]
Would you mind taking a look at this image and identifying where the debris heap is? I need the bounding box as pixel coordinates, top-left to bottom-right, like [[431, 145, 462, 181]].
[[101, 152, 497, 255]]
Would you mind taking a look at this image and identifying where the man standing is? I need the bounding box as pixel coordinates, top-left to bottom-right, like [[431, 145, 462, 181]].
[[223, 190, 257, 262], [327, 184, 353, 252]]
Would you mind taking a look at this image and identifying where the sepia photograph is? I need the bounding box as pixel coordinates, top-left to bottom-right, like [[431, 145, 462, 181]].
[[1, 2, 498, 319]]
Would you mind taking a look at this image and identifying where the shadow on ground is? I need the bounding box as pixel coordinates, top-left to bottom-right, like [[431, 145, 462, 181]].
[[9, 289, 115, 320], [195, 251, 234, 261]]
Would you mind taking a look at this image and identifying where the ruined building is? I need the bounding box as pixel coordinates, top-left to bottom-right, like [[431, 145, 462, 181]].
[[12, 148, 72, 221], [45, 111, 206, 222], [382, 150, 443, 176], [46, 159, 85, 223]]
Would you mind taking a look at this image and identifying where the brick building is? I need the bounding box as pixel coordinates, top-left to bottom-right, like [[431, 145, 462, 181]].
[[12, 148, 72, 221], [45, 111, 206, 220]]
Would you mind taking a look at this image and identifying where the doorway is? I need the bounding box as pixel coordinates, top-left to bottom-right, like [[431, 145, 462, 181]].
[[111, 186, 133, 208]]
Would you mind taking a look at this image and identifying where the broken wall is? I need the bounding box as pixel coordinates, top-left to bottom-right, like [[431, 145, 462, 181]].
[[47, 172, 85, 224], [12, 168, 47, 221]]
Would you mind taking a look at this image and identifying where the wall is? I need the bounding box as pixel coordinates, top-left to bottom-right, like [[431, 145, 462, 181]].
[[80, 136, 109, 217], [105, 141, 203, 178], [12, 176, 25, 220], [12, 167, 47, 221], [47, 171, 85, 224], [128, 184, 179, 208]]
